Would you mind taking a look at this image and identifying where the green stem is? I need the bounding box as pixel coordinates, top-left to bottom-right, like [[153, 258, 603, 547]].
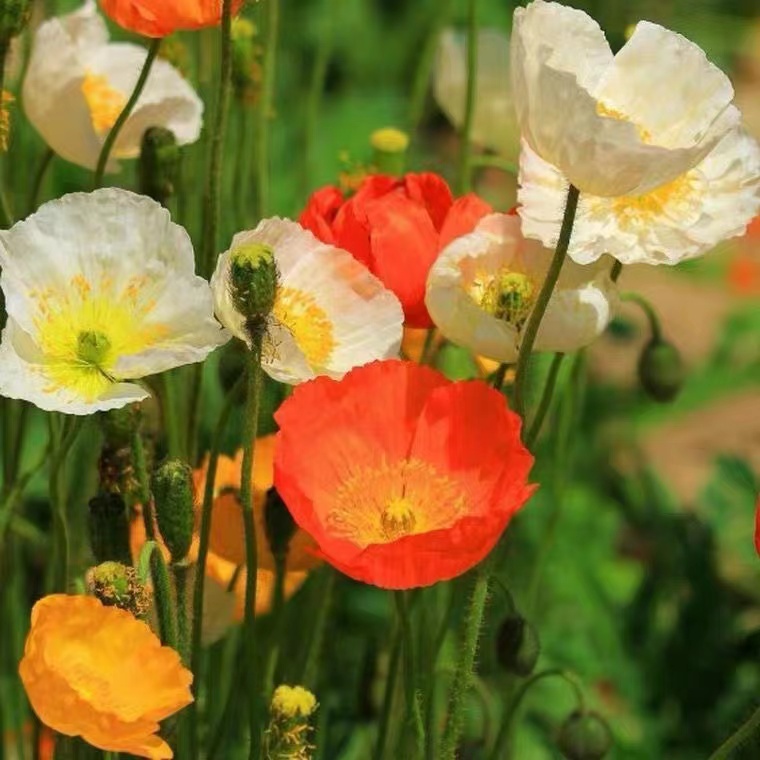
[[201, 0, 234, 277], [93, 39, 161, 189], [489, 669, 584, 760], [469, 155, 518, 175], [241, 341, 264, 760], [255, 0, 280, 219], [513, 184, 580, 420], [262, 554, 287, 700], [492, 363, 509, 391], [174, 562, 190, 663], [374, 626, 403, 760], [439, 567, 490, 760], [621, 292, 663, 342], [524, 353, 565, 449], [395, 592, 425, 758], [189, 376, 241, 759], [708, 705, 760, 760], [457, 0, 479, 195], [300, 568, 336, 689], [27, 148, 54, 215], [139, 541, 177, 647]]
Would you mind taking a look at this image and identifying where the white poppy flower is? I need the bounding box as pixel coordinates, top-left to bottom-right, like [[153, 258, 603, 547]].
[[22, 0, 202, 172], [425, 214, 618, 363], [211, 218, 404, 385], [0, 189, 228, 415], [518, 128, 760, 266], [433, 28, 519, 161], [511, 0, 740, 197]]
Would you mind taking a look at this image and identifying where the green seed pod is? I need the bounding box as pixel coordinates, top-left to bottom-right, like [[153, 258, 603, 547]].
[[0, 0, 32, 41], [264, 488, 297, 563], [89, 493, 133, 565], [638, 338, 684, 403], [151, 460, 195, 563], [496, 613, 540, 677], [87, 561, 152, 618], [229, 242, 278, 340], [557, 710, 613, 760], [139, 127, 181, 207]]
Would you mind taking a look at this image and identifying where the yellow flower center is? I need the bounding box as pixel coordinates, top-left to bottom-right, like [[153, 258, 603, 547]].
[[272, 287, 336, 368], [470, 269, 536, 327], [607, 172, 696, 227], [81, 72, 127, 136], [327, 459, 467, 548], [32, 274, 167, 400], [596, 101, 652, 142]]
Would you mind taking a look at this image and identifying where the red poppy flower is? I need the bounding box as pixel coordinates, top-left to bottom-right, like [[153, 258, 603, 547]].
[[273, 360, 535, 589], [299, 173, 492, 328], [99, 0, 245, 37]]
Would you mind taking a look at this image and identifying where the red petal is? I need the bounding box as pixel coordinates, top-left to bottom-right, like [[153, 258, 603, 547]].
[[403, 173, 454, 232], [439, 193, 493, 250], [299, 186, 345, 244]]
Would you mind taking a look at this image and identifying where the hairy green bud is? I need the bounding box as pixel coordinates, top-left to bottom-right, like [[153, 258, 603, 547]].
[[496, 613, 540, 677], [229, 242, 278, 338], [638, 338, 684, 403], [557, 711, 613, 760], [152, 460, 195, 562], [139, 127, 181, 207]]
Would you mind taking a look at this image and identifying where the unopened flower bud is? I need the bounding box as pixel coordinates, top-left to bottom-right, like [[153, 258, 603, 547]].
[[139, 127, 181, 207], [89, 493, 133, 565], [265, 685, 318, 759], [265, 487, 297, 563], [557, 710, 613, 760], [0, 0, 31, 41], [496, 613, 540, 677], [370, 127, 409, 176], [152, 460, 195, 563], [229, 242, 278, 339], [638, 338, 684, 403], [87, 561, 152, 618]]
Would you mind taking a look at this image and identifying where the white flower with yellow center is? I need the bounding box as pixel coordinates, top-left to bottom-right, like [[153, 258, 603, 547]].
[[22, 0, 202, 173], [212, 218, 404, 384], [425, 214, 618, 363], [511, 0, 741, 197], [518, 128, 760, 265], [0, 189, 228, 415], [433, 28, 519, 162]]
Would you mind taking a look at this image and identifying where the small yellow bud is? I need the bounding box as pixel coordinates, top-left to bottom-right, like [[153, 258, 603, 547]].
[[370, 127, 410, 154], [271, 685, 317, 719]]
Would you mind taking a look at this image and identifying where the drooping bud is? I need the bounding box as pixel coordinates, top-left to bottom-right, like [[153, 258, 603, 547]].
[[89, 493, 133, 565], [637, 338, 684, 403], [265, 685, 318, 760], [229, 242, 278, 340], [87, 561, 152, 618], [557, 710, 613, 760], [151, 460, 195, 563], [496, 613, 540, 677], [139, 127, 181, 207], [231, 17, 262, 105], [0, 0, 32, 42], [370, 127, 409, 176], [264, 487, 297, 563]]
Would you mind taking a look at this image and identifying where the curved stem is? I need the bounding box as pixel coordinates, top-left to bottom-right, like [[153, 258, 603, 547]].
[[301, 568, 336, 689], [27, 148, 54, 215], [201, 0, 234, 277], [440, 567, 490, 760], [93, 39, 161, 189], [254, 0, 280, 220], [621, 291, 663, 343], [189, 376, 242, 758], [708, 705, 760, 760], [241, 340, 264, 760], [513, 184, 580, 420], [524, 353, 565, 449], [489, 669, 584, 760], [457, 0, 479, 195]]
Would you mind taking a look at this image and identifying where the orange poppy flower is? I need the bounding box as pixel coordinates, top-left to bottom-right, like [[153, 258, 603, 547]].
[[273, 360, 535, 589], [99, 0, 245, 38], [19, 595, 192, 759]]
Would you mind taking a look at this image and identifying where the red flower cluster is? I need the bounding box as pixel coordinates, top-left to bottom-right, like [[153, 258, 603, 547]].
[[300, 173, 492, 328], [274, 360, 535, 589]]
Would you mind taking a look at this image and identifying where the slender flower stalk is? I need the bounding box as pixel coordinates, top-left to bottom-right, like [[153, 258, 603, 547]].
[[374, 626, 403, 760], [457, 0, 479, 195], [255, 0, 280, 219], [27, 147, 54, 215], [525, 353, 566, 449], [513, 184, 580, 420], [439, 566, 490, 760], [93, 39, 162, 189], [708, 706, 760, 760], [396, 592, 425, 758]]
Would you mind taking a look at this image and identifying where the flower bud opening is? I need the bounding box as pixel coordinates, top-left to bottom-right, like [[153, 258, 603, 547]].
[[229, 242, 278, 339], [87, 561, 152, 618]]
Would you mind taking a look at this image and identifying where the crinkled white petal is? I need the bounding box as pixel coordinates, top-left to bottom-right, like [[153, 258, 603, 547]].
[[519, 127, 760, 265], [22, 0, 202, 172], [214, 218, 404, 384], [426, 213, 618, 361], [511, 0, 740, 196], [433, 28, 518, 160], [0, 189, 228, 414]]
